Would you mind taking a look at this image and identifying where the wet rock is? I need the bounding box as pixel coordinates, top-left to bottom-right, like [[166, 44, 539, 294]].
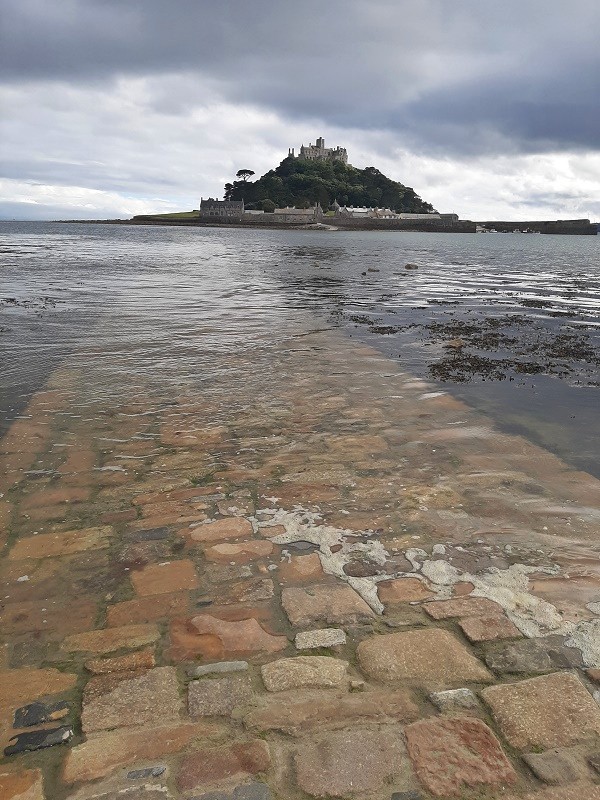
[[0, 769, 44, 800], [423, 597, 504, 619], [378, 577, 434, 604], [357, 629, 492, 689], [342, 560, 379, 577], [430, 688, 480, 713], [13, 699, 69, 728], [0, 667, 77, 708], [4, 725, 73, 756], [85, 650, 155, 674], [405, 716, 517, 797], [193, 783, 273, 800], [281, 584, 375, 627], [106, 591, 190, 626], [391, 792, 423, 800], [8, 526, 112, 560], [524, 748, 590, 785], [484, 635, 584, 673], [261, 656, 348, 692], [81, 666, 181, 732], [244, 688, 419, 735], [131, 560, 199, 596], [183, 615, 287, 660], [188, 674, 253, 717], [63, 624, 160, 654], [285, 540, 319, 552], [212, 578, 274, 605], [278, 553, 324, 583], [190, 661, 249, 678], [295, 628, 346, 649], [190, 518, 254, 543], [293, 728, 410, 797], [482, 672, 600, 750], [459, 614, 523, 642], [204, 541, 273, 564], [176, 740, 270, 793], [126, 766, 166, 779], [126, 527, 170, 541], [589, 753, 600, 774]]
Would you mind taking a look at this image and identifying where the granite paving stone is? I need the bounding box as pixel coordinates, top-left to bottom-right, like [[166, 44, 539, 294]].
[[459, 614, 523, 642], [261, 656, 348, 692], [484, 635, 584, 673], [281, 584, 375, 627], [482, 672, 600, 750], [189, 518, 254, 543], [176, 740, 270, 793], [106, 591, 190, 626], [62, 624, 160, 654], [0, 769, 45, 800], [190, 661, 249, 677], [523, 748, 592, 785], [180, 615, 287, 660], [131, 559, 199, 595], [203, 540, 273, 564], [357, 629, 493, 688], [188, 673, 254, 717], [404, 716, 517, 797], [8, 527, 113, 560], [378, 577, 434, 604], [84, 650, 156, 674], [294, 628, 346, 649], [423, 597, 505, 619], [430, 688, 480, 714]]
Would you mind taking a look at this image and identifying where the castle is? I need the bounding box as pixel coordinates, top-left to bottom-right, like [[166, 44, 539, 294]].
[[288, 136, 348, 165]]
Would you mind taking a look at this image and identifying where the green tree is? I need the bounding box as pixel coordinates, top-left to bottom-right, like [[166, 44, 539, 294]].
[[260, 199, 276, 213], [235, 169, 255, 182]]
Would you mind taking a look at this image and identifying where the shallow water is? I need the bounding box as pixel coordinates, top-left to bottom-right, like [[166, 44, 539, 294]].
[[1, 222, 598, 475]]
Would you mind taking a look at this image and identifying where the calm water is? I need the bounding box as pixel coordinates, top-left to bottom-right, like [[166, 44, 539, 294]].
[[1, 222, 599, 474]]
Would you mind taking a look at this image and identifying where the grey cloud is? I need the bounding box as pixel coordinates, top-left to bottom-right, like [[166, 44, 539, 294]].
[[1, 0, 599, 155]]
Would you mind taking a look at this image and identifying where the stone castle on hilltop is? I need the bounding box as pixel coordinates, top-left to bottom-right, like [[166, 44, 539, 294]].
[[288, 136, 348, 165]]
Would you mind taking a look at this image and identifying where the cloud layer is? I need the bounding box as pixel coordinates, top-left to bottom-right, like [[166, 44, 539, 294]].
[[1, 1, 599, 220]]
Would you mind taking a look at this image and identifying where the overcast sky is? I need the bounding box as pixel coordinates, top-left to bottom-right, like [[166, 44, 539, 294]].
[[1, 0, 599, 220]]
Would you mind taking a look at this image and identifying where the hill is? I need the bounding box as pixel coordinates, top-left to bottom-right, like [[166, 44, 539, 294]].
[[224, 156, 435, 213]]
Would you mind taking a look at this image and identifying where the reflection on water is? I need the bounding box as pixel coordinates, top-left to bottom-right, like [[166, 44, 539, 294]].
[[1, 222, 598, 475]]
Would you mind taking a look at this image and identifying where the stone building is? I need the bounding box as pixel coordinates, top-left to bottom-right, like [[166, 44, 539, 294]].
[[199, 198, 244, 218], [273, 205, 323, 223], [289, 137, 348, 165]]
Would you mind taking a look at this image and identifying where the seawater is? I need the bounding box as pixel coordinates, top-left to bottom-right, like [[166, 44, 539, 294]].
[[1, 222, 598, 475]]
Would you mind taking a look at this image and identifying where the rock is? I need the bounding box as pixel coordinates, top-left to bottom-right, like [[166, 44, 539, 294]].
[[0, 597, 97, 637], [106, 592, 190, 626], [482, 672, 600, 750], [405, 263, 419, 269], [357, 629, 492, 689], [85, 650, 156, 674], [81, 666, 181, 733], [244, 689, 419, 735], [212, 579, 274, 605], [423, 597, 504, 619], [295, 629, 346, 650], [588, 753, 600, 774], [587, 669, 600, 684], [62, 722, 213, 783], [0, 769, 44, 800], [190, 661, 249, 678], [4, 725, 73, 756], [63, 624, 160, 654], [420, 560, 460, 585], [193, 783, 273, 800], [13, 699, 69, 728], [261, 657, 348, 692], [176, 740, 270, 793], [377, 578, 434, 604], [342, 560, 379, 577], [190, 518, 254, 543], [126, 766, 166, 779], [405, 716, 517, 797], [281, 584, 375, 627], [278, 554, 324, 583], [484, 635, 584, 673], [0, 667, 77, 708], [8, 526, 112, 560], [524, 748, 591, 785], [188, 674, 253, 717], [459, 614, 522, 642], [391, 793, 423, 800], [293, 728, 410, 797], [204, 541, 273, 564], [184, 615, 287, 660], [430, 688, 480, 713], [501, 784, 600, 800], [126, 527, 171, 541], [131, 560, 199, 596]]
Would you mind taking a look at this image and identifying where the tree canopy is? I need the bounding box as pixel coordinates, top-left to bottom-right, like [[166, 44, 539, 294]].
[[224, 156, 434, 213]]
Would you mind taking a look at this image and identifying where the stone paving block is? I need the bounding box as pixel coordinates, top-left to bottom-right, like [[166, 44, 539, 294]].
[[176, 615, 287, 660], [244, 688, 419, 735], [357, 629, 493, 688], [423, 596, 505, 619], [63, 722, 214, 783], [190, 661, 249, 677], [177, 740, 270, 793], [106, 591, 190, 626], [204, 541, 273, 564], [0, 768, 44, 800], [293, 728, 411, 797], [589, 753, 600, 774], [8, 527, 112, 560], [0, 598, 97, 637], [294, 628, 346, 649], [14, 699, 69, 727], [85, 650, 156, 674], [405, 716, 517, 797], [81, 666, 181, 732], [524, 747, 592, 785], [430, 688, 480, 714], [587, 669, 600, 684], [500, 782, 600, 800], [484, 635, 584, 673], [378, 577, 434, 604], [63, 624, 160, 654], [212, 578, 274, 606], [4, 725, 73, 756], [261, 656, 348, 692], [131, 560, 199, 596], [188, 674, 253, 717], [459, 614, 522, 642], [0, 667, 77, 709], [281, 584, 375, 627], [190, 518, 254, 543], [482, 672, 600, 750], [278, 554, 325, 583]]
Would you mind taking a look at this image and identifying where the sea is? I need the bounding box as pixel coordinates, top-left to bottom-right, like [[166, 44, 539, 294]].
[[1, 222, 599, 476]]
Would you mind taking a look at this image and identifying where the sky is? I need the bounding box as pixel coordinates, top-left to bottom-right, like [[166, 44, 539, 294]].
[[1, 0, 599, 221]]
